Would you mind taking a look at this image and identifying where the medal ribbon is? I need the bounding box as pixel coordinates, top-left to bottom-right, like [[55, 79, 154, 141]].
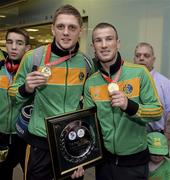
[[101, 60, 123, 83], [44, 44, 74, 66]]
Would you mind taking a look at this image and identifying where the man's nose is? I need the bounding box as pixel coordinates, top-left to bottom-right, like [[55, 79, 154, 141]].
[[101, 40, 107, 48], [63, 27, 69, 35], [140, 54, 145, 59], [137, 54, 145, 61], [11, 42, 17, 49]]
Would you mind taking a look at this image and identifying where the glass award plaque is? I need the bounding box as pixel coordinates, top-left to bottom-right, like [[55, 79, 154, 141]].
[[45, 107, 103, 180]]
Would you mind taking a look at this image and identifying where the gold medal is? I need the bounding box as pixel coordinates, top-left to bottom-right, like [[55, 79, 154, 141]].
[[108, 83, 119, 93], [41, 66, 51, 77]]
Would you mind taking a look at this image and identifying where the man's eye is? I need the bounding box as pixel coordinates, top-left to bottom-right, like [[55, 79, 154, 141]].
[[6, 40, 13, 44], [94, 39, 101, 43], [17, 42, 24, 46], [68, 25, 77, 31], [144, 54, 151, 58], [106, 37, 113, 41], [135, 54, 141, 58], [56, 24, 64, 30], [135, 53, 151, 58]]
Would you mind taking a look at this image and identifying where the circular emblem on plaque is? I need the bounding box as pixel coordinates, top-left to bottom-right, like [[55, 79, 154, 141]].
[[59, 120, 94, 163], [77, 129, 85, 138], [68, 131, 76, 141]]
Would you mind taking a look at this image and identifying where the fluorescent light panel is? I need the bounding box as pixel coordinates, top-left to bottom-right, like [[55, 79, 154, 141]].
[[0, 15, 6, 18], [26, 28, 39, 32]]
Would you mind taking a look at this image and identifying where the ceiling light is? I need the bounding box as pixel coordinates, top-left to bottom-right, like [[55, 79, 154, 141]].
[[26, 28, 39, 32], [0, 15, 6, 18], [0, 40, 6, 44], [38, 39, 52, 43]]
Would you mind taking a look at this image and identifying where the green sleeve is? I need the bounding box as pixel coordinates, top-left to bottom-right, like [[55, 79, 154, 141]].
[[132, 67, 163, 123], [83, 79, 95, 108]]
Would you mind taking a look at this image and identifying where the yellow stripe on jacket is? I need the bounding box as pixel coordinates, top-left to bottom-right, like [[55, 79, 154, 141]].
[[38, 67, 86, 85], [0, 76, 9, 89], [89, 78, 140, 101]]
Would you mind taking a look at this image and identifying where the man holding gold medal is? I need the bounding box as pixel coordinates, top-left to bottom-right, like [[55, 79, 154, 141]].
[[9, 4, 93, 180], [83, 22, 163, 180]]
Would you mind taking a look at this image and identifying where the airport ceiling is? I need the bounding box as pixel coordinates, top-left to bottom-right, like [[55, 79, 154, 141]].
[[0, 0, 53, 48], [25, 24, 53, 47], [0, 1, 86, 49]]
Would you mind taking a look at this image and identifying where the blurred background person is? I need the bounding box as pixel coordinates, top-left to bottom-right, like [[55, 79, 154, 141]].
[[0, 27, 31, 180], [134, 42, 170, 134], [147, 131, 170, 180]]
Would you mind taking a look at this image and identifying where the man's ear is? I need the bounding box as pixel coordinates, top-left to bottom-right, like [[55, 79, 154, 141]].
[[25, 45, 31, 52], [91, 43, 96, 57], [51, 24, 55, 36], [153, 56, 156, 63], [78, 27, 83, 39], [117, 39, 121, 50]]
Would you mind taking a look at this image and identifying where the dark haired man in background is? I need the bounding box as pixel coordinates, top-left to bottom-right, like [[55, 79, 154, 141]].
[[0, 28, 30, 180]]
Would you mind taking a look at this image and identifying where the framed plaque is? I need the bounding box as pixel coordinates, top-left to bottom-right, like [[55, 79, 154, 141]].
[[45, 107, 103, 180]]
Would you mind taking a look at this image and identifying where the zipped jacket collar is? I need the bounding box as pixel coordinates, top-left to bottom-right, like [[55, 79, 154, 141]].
[[96, 51, 122, 76], [51, 39, 79, 57]]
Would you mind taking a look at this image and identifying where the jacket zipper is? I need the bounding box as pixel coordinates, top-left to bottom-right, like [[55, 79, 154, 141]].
[[115, 157, 118, 166], [6, 69, 13, 134], [64, 61, 68, 113]]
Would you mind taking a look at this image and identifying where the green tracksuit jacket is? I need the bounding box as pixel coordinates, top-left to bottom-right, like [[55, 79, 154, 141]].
[[9, 44, 93, 138], [149, 158, 170, 180], [0, 50, 20, 133], [84, 58, 163, 156]]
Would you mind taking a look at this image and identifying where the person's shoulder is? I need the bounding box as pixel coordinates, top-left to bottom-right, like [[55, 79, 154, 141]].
[[34, 45, 47, 52], [123, 61, 148, 72], [0, 49, 7, 59], [21, 49, 34, 60], [154, 70, 170, 82], [124, 60, 142, 68], [2, 49, 8, 58], [23, 45, 47, 59], [77, 52, 93, 63], [164, 157, 170, 168], [86, 70, 100, 81]]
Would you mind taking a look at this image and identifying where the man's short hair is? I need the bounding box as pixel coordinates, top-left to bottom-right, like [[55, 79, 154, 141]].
[[135, 42, 154, 56], [92, 22, 119, 42], [5, 27, 30, 45], [52, 4, 83, 27]]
